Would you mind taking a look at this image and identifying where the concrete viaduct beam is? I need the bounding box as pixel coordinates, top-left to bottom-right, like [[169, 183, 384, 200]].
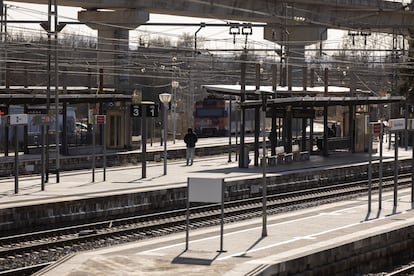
[[78, 9, 149, 92], [8, 0, 404, 13], [8, 0, 410, 31], [8, 1, 414, 37], [264, 25, 327, 46], [9, 0, 410, 35]]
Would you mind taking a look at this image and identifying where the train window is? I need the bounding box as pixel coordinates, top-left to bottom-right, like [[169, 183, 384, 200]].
[[195, 108, 225, 117]]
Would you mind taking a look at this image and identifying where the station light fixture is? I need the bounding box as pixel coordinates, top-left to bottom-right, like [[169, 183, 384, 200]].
[[229, 23, 240, 44], [241, 23, 252, 35], [229, 23, 240, 35], [159, 93, 172, 104], [159, 93, 172, 175]]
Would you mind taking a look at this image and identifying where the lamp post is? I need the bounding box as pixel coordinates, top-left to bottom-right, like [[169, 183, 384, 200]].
[[255, 89, 273, 238], [159, 93, 172, 175]]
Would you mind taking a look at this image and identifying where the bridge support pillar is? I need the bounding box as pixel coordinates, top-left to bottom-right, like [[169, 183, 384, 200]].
[[78, 9, 149, 92], [264, 25, 327, 86]]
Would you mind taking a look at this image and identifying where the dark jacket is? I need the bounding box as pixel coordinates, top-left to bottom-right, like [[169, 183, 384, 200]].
[[184, 131, 198, 148]]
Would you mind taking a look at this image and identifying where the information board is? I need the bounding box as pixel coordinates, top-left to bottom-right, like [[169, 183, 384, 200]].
[[8, 114, 28, 125], [188, 177, 223, 203], [388, 118, 405, 131]]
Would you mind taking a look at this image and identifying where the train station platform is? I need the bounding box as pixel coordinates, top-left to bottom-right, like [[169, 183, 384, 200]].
[[0, 138, 413, 275], [0, 137, 406, 208], [37, 187, 414, 275]]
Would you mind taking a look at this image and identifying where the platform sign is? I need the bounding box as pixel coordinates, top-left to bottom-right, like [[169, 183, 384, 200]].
[[130, 104, 142, 117], [146, 104, 158, 118], [188, 178, 223, 203], [372, 122, 382, 135], [186, 177, 225, 252], [131, 104, 158, 118], [388, 118, 405, 131], [7, 114, 28, 125], [94, 115, 106, 125]]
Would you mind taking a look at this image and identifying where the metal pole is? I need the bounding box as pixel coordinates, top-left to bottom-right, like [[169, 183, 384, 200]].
[[142, 107, 147, 178], [379, 122, 383, 209], [185, 180, 190, 251], [2, 6, 8, 157], [394, 131, 398, 208], [45, 0, 52, 183], [92, 123, 95, 182], [261, 93, 267, 237], [228, 98, 232, 162], [53, 0, 60, 183], [411, 132, 414, 208], [235, 106, 239, 162], [103, 121, 106, 182], [239, 53, 246, 168], [219, 179, 225, 252], [368, 123, 372, 213], [14, 125, 18, 194], [412, 131, 414, 206], [163, 103, 168, 175], [41, 124, 45, 190], [173, 88, 176, 144], [150, 118, 153, 147]]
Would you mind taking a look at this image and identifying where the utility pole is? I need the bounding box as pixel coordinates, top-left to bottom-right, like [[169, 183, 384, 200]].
[[53, 0, 60, 183], [41, 0, 65, 183], [0, 1, 9, 157], [0, 0, 6, 88]]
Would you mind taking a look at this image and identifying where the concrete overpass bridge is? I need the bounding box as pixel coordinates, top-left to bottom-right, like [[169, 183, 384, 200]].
[[9, 0, 413, 33], [6, 0, 414, 90]]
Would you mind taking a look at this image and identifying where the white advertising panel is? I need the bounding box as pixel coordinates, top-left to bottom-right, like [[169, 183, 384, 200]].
[[188, 177, 223, 203]]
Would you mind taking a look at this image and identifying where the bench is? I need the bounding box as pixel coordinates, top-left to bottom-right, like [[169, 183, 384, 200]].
[[266, 145, 309, 166], [267, 154, 277, 166], [270, 146, 292, 165], [292, 144, 310, 161]]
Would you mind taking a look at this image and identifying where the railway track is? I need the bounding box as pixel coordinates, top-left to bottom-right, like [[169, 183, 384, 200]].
[[386, 264, 414, 276], [0, 173, 411, 275]]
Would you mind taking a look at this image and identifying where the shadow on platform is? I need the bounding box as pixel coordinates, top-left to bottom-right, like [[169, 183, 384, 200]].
[[172, 250, 221, 266]]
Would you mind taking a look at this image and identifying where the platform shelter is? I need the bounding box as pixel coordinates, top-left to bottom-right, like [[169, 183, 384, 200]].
[[0, 87, 132, 155], [203, 84, 404, 168]]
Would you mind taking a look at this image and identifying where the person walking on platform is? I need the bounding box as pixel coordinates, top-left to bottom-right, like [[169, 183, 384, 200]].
[[184, 128, 198, 166], [268, 129, 277, 156]]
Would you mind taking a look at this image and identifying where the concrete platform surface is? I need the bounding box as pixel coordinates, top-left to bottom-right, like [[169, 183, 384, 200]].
[[0, 137, 403, 209], [37, 188, 414, 275], [0, 137, 411, 275]]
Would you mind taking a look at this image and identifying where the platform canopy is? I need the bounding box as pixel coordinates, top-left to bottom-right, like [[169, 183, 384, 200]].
[[202, 84, 405, 107], [0, 86, 132, 105]]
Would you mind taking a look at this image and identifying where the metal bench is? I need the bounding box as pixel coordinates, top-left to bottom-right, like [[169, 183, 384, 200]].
[[292, 144, 310, 161], [274, 146, 292, 164]]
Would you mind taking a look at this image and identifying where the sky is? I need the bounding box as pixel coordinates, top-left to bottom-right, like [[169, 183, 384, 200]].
[[3, 1, 347, 52]]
